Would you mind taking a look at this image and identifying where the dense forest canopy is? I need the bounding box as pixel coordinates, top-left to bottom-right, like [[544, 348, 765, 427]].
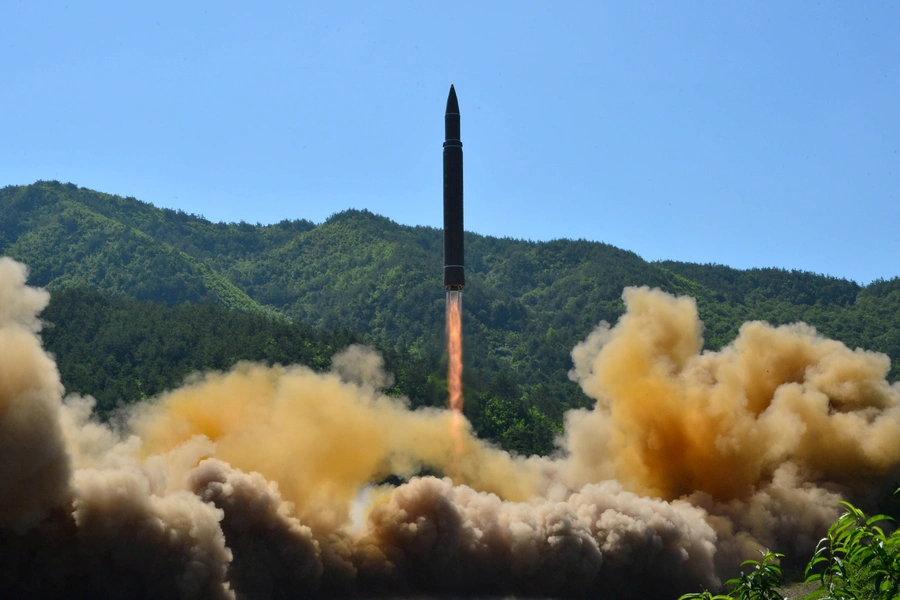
[[3, 180, 899, 456]]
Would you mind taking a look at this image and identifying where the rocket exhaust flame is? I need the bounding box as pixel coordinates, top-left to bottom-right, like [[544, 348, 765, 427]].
[[446, 290, 464, 450], [446, 291, 463, 413]]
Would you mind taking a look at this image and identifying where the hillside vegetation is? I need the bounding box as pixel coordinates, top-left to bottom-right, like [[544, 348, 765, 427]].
[[3, 181, 899, 456]]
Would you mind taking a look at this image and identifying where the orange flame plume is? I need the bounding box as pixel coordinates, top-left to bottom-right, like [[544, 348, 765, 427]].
[[446, 290, 464, 452]]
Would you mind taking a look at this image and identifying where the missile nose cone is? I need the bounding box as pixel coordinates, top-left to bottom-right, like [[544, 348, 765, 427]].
[[446, 85, 459, 115], [445, 85, 462, 145]]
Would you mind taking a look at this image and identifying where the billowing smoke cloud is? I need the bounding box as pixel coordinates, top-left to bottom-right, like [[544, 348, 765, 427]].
[[0, 258, 71, 533], [129, 356, 541, 529], [562, 286, 900, 564], [565, 287, 900, 501], [2, 258, 899, 599]]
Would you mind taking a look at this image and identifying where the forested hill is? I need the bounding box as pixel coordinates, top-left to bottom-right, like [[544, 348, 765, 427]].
[[3, 180, 899, 452]]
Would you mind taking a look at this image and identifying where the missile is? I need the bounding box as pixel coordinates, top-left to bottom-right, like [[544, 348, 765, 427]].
[[443, 84, 465, 291]]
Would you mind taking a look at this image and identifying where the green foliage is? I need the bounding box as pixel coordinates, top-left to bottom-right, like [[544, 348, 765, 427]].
[[680, 551, 786, 600], [40, 288, 361, 415], [465, 371, 561, 456], [805, 500, 900, 599], [681, 501, 900, 600], [0, 182, 267, 312], [727, 552, 788, 600], [658, 261, 861, 307]]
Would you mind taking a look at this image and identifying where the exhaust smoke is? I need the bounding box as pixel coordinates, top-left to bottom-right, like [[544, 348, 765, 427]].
[[2, 257, 899, 599]]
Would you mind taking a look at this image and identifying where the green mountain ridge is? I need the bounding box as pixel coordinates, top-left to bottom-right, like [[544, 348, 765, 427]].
[[3, 181, 899, 448], [0, 182, 267, 312]]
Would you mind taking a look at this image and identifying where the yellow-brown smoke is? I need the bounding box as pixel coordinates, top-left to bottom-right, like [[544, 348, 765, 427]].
[[131, 351, 540, 530], [563, 286, 900, 503], [3, 257, 900, 599]]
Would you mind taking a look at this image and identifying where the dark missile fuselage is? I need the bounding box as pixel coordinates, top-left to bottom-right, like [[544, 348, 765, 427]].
[[443, 85, 464, 291]]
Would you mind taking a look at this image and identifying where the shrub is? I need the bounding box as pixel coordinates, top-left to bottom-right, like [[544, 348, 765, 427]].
[[805, 500, 900, 599], [680, 550, 785, 600], [680, 498, 900, 600]]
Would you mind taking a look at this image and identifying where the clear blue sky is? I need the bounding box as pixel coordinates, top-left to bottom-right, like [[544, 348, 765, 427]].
[[2, 1, 897, 283]]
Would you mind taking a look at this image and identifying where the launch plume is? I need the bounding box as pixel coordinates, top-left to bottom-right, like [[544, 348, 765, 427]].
[[562, 286, 900, 566], [563, 286, 900, 501], [2, 258, 900, 599]]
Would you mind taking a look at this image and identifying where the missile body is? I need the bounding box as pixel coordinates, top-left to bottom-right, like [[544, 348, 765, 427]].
[[443, 85, 465, 291]]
